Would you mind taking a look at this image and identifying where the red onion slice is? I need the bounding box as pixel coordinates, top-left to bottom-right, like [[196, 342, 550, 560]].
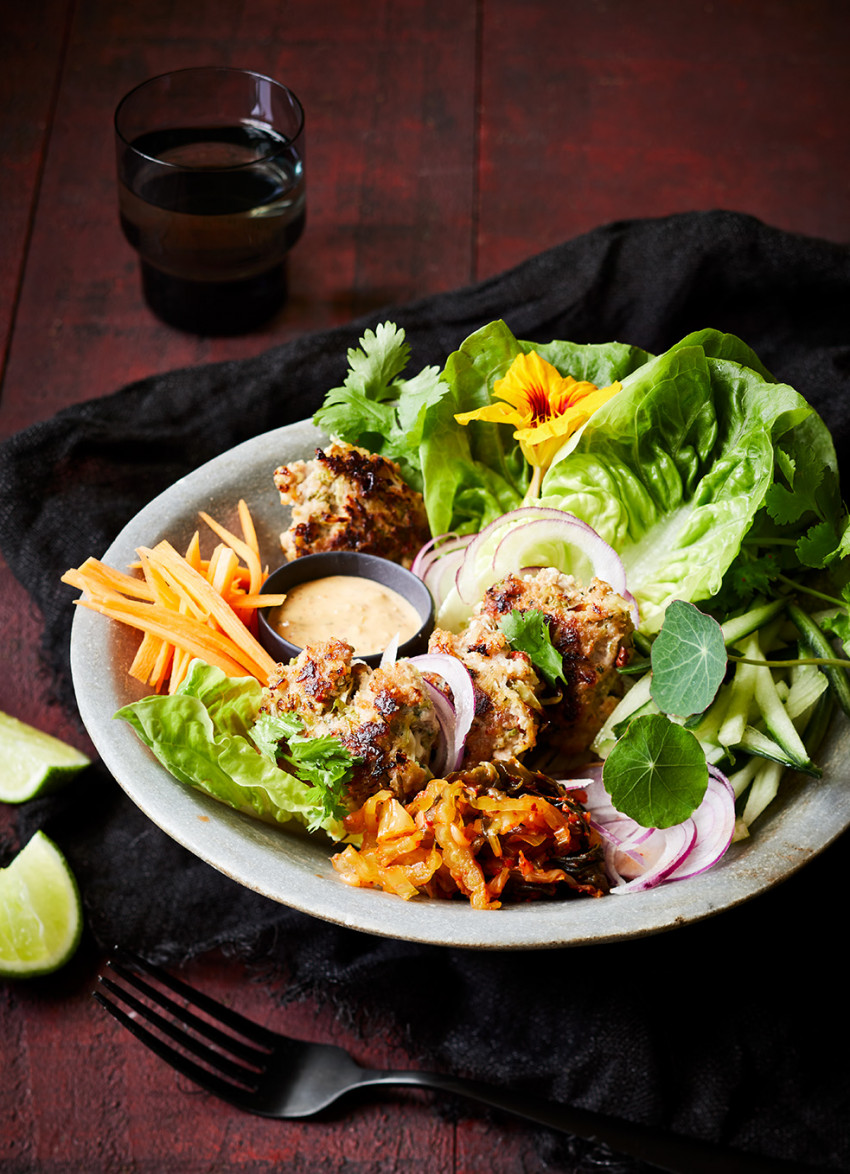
[[411, 533, 474, 611], [578, 760, 735, 892], [453, 508, 579, 603], [411, 532, 472, 580], [450, 507, 639, 626], [420, 680, 456, 777], [409, 653, 476, 772], [606, 821, 698, 893], [664, 766, 736, 882], [491, 517, 639, 625]]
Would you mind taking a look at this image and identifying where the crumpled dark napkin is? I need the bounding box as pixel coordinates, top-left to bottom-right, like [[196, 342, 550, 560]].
[[2, 211, 849, 1172]]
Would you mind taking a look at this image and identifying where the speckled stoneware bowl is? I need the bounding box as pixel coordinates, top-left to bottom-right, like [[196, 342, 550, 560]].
[[257, 550, 434, 667], [69, 420, 850, 949]]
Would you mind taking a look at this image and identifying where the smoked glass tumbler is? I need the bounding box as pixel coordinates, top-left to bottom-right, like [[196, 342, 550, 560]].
[[115, 67, 305, 335]]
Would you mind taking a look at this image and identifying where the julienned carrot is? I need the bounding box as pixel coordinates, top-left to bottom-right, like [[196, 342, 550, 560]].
[[63, 503, 286, 693], [198, 506, 263, 594], [74, 595, 256, 678], [141, 540, 274, 670], [61, 558, 155, 602]]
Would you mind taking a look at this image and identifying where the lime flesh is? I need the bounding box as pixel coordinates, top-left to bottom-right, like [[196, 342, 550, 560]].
[[0, 831, 83, 978], [0, 711, 90, 803]]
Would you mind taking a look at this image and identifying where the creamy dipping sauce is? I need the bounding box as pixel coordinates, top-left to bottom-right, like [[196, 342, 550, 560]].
[[269, 574, 422, 656]]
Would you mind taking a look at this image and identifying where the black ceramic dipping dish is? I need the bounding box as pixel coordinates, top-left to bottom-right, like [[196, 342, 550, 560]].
[[257, 551, 435, 668]]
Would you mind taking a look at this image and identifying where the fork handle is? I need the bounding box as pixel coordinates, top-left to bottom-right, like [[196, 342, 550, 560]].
[[355, 1069, 819, 1174]]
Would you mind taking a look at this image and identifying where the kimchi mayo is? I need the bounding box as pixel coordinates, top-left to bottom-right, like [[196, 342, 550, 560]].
[[268, 574, 421, 656]]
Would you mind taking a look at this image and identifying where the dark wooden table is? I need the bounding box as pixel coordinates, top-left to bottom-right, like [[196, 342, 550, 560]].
[[2, 2, 848, 1170]]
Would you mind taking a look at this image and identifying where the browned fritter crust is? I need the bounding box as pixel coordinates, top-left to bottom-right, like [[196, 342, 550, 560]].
[[274, 441, 430, 567], [479, 568, 634, 760], [427, 619, 544, 765], [260, 639, 440, 809]]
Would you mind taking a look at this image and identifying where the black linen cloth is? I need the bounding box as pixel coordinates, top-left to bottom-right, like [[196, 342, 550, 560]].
[[2, 210, 849, 1173]]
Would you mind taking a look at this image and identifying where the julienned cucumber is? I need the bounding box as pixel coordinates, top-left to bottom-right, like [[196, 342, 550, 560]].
[[751, 652, 816, 771], [735, 725, 822, 777], [720, 599, 786, 647], [787, 602, 850, 718]]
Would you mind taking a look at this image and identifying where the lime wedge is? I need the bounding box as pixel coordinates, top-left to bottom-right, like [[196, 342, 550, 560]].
[[0, 711, 90, 803], [0, 831, 83, 978]]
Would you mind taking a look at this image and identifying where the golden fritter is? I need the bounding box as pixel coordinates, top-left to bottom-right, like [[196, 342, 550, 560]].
[[274, 441, 430, 567], [479, 568, 634, 760], [260, 639, 440, 808]]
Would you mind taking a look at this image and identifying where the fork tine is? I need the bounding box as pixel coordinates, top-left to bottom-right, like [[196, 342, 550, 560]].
[[93, 988, 257, 1109], [111, 949, 279, 1048], [105, 958, 271, 1068], [96, 973, 265, 1089]]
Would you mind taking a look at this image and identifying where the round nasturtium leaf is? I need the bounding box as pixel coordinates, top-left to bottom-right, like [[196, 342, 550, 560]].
[[602, 713, 708, 829], [650, 600, 727, 717]]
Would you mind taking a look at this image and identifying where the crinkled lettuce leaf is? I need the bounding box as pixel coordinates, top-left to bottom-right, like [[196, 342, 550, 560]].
[[313, 319, 652, 540], [114, 660, 347, 840], [539, 334, 827, 631], [423, 320, 652, 536]]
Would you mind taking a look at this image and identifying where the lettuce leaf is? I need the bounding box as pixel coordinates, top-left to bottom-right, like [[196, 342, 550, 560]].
[[539, 335, 822, 631], [423, 320, 652, 536], [313, 319, 652, 540], [114, 661, 347, 840]]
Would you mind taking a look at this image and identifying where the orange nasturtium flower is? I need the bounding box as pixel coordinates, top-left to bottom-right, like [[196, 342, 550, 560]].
[[455, 350, 621, 496]]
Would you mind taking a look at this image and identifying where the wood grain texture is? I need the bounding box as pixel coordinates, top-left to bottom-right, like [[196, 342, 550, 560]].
[[1, 2, 848, 1171], [0, 2, 73, 380], [476, 0, 850, 278], [0, 0, 477, 437]]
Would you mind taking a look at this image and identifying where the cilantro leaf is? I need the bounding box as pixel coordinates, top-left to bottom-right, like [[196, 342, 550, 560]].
[[313, 322, 443, 492], [713, 550, 783, 612], [602, 713, 708, 828], [796, 520, 842, 569], [818, 609, 850, 656], [285, 733, 357, 830], [499, 608, 566, 688], [763, 441, 848, 570], [345, 322, 412, 395], [251, 710, 356, 830], [650, 600, 727, 717], [764, 481, 808, 527]]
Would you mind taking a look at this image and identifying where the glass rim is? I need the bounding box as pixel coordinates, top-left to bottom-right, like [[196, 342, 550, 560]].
[[114, 66, 305, 171]]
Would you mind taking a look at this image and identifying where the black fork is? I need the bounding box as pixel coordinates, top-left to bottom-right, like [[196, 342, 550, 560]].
[[94, 950, 818, 1174]]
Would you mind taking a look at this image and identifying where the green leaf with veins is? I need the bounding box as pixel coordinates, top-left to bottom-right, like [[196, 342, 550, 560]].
[[312, 322, 443, 493], [650, 600, 727, 716], [252, 709, 356, 830], [499, 608, 566, 689], [602, 714, 708, 828], [797, 520, 843, 569]]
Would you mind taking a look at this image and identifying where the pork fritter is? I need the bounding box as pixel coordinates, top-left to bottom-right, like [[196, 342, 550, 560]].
[[260, 638, 440, 809], [427, 568, 633, 767], [427, 618, 545, 765], [274, 441, 430, 567], [479, 568, 634, 760]]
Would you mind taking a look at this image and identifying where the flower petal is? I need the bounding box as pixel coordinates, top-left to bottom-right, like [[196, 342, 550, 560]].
[[454, 401, 523, 427]]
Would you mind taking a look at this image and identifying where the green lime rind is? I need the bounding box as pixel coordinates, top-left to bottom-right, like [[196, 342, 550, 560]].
[[0, 831, 83, 979], [0, 711, 90, 803]]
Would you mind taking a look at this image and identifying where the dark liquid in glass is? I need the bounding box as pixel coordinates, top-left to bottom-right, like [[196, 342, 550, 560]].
[[118, 124, 305, 334]]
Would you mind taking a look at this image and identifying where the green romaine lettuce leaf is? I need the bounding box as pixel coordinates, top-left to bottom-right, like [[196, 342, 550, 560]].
[[424, 320, 652, 536], [539, 335, 818, 631], [114, 660, 347, 840]]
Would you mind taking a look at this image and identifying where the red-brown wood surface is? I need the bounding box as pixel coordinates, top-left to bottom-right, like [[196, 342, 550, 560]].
[[1, 2, 848, 1171]]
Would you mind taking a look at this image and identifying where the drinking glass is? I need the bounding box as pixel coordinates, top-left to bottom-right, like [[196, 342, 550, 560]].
[[115, 67, 305, 335]]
